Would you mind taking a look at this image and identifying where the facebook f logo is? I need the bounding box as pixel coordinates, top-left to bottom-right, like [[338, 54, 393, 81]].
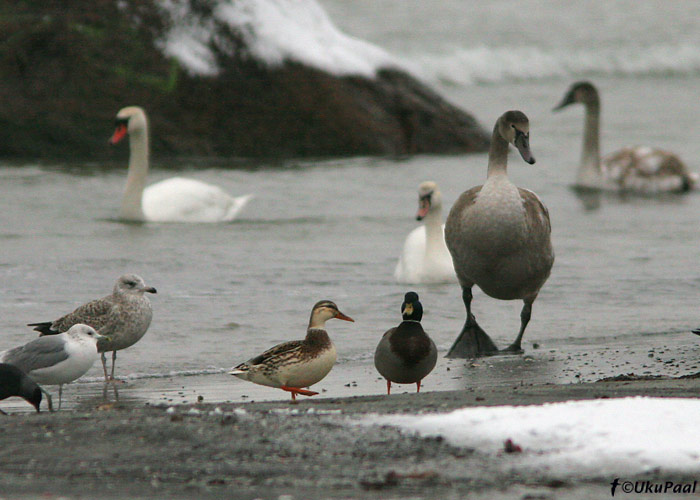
[[610, 478, 620, 496]]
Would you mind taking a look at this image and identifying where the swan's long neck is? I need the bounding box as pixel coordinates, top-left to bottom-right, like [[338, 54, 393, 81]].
[[486, 122, 509, 180], [423, 206, 444, 255], [120, 128, 149, 220], [578, 100, 602, 186]]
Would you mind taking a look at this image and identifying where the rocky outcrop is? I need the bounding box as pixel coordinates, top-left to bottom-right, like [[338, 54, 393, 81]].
[[0, 0, 489, 160]]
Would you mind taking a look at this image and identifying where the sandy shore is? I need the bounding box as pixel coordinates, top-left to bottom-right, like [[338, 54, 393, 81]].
[[2, 375, 699, 500]]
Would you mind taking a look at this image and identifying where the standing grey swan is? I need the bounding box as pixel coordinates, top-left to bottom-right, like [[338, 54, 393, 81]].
[[554, 81, 697, 193], [374, 292, 437, 394], [110, 106, 253, 222], [444, 110, 554, 358], [394, 181, 457, 284]]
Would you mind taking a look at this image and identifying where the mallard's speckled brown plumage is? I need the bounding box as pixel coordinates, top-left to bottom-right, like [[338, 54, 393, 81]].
[[230, 300, 353, 400]]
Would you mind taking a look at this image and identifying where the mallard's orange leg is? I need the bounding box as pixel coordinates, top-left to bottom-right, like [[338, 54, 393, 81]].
[[386, 379, 391, 395], [281, 386, 318, 400], [416, 380, 421, 393]]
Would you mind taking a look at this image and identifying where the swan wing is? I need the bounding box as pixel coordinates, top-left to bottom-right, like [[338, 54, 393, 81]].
[[143, 177, 252, 222], [394, 226, 426, 284]]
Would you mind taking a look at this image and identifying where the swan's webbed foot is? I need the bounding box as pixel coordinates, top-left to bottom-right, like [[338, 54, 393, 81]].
[[500, 342, 525, 355], [446, 313, 499, 358]]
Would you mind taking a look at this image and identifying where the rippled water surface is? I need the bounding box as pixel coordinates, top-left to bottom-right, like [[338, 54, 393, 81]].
[[2, 0, 700, 410]]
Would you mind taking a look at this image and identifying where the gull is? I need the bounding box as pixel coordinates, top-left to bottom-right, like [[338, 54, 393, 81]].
[[0, 324, 107, 410], [28, 274, 156, 381]]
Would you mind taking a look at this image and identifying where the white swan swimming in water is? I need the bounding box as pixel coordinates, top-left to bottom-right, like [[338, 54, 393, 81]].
[[110, 106, 253, 222], [554, 81, 697, 193], [394, 181, 457, 285]]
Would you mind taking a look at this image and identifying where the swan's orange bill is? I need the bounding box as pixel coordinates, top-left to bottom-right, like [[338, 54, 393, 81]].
[[416, 205, 430, 220], [110, 124, 128, 145], [335, 312, 354, 322]]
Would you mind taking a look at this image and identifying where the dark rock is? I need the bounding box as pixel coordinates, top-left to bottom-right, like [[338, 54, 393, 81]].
[[0, 0, 489, 161]]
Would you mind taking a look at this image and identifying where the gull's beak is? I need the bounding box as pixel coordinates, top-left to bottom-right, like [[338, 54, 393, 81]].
[[96, 334, 112, 349], [143, 286, 157, 294]]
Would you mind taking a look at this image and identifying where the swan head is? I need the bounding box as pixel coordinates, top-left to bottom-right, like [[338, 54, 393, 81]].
[[416, 181, 442, 221], [497, 110, 535, 165], [110, 106, 148, 145], [308, 300, 354, 329], [114, 273, 157, 295], [401, 291, 423, 322], [553, 81, 600, 111]]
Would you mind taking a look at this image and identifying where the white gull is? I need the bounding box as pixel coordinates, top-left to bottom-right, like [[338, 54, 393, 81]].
[[0, 324, 106, 410]]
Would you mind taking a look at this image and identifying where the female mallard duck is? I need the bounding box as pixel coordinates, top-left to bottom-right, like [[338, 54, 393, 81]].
[[394, 182, 457, 285], [444, 111, 554, 358], [229, 300, 354, 401], [374, 292, 437, 394], [110, 106, 253, 222], [554, 81, 697, 193]]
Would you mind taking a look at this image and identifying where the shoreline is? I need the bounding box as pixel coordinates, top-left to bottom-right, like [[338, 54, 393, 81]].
[[2, 376, 699, 499]]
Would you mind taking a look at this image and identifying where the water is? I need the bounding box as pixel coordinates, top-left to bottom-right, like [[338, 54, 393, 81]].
[[2, 0, 700, 411]]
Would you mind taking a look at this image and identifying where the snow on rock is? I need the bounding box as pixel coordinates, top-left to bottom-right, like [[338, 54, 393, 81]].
[[361, 397, 700, 478], [160, 0, 398, 77]]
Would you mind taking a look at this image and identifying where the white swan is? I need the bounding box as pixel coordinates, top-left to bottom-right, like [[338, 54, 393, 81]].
[[554, 81, 697, 193], [394, 181, 457, 284], [445, 111, 554, 358], [110, 106, 253, 222]]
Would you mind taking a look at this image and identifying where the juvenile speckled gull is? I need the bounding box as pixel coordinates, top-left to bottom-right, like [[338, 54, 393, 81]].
[[0, 363, 42, 413], [0, 324, 106, 410], [28, 274, 156, 382]]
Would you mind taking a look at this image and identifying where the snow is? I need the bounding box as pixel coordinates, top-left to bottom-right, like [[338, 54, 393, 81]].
[[159, 0, 398, 78], [160, 0, 219, 76], [361, 397, 700, 478]]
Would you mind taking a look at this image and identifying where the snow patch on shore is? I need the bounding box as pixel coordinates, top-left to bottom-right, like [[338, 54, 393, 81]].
[[361, 397, 700, 478], [160, 0, 398, 77]]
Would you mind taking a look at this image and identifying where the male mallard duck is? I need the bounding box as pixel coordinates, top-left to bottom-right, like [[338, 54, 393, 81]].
[[374, 292, 437, 394], [394, 181, 457, 284], [230, 300, 353, 401], [554, 81, 697, 192], [445, 111, 554, 358]]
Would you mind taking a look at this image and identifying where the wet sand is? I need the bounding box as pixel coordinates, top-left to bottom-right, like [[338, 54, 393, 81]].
[[2, 375, 699, 500]]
